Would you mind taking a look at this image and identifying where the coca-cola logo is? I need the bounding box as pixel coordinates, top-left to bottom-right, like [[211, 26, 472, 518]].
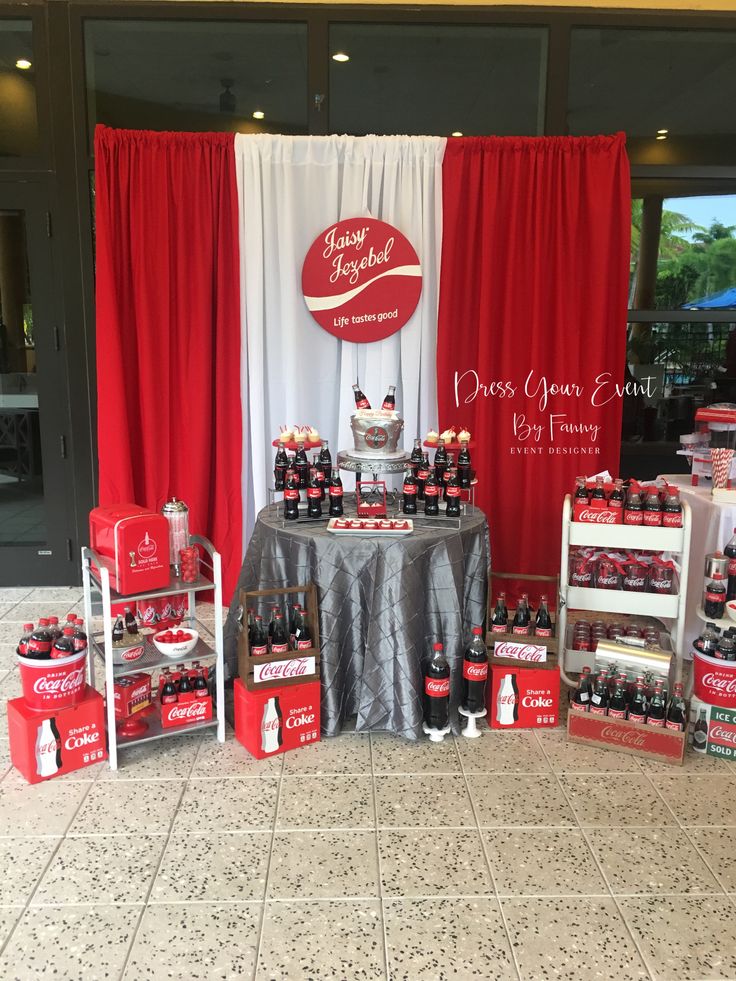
[[600, 725, 647, 747], [521, 695, 553, 708], [425, 678, 450, 696], [286, 712, 316, 729], [494, 642, 546, 662], [701, 672, 736, 696], [255, 657, 314, 683], [624, 577, 646, 589], [710, 724, 736, 745], [577, 509, 617, 524], [64, 730, 100, 750], [463, 662, 488, 680], [499, 694, 517, 705], [571, 573, 592, 585], [597, 575, 618, 587], [33, 665, 85, 696], [649, 579, 670, 591], [121, 646, 144, 661], [364, 426, 388, 449], [137, 534, 157, 559], [167, 701, 209, 722]]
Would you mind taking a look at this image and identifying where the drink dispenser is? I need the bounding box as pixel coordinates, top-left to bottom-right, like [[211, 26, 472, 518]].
[[161, 498, 189, 577]]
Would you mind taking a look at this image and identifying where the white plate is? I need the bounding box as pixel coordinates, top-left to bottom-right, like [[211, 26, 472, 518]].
[[327, 517, 413, 536]]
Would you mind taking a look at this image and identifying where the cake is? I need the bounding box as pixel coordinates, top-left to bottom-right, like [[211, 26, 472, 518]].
[[350, 409, 406, 459]]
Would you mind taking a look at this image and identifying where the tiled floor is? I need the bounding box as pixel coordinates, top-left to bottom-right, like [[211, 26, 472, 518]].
[[0, 589, 736, 979]]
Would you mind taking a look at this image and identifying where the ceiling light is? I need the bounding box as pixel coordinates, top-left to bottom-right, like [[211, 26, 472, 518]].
[[451, 131, 463, 137], [15, 59, 31, 70], [656, 134, 667, 141], [657, 128, 669, 135], [252, 110, 265, 120], [332, 52, 350, 63]]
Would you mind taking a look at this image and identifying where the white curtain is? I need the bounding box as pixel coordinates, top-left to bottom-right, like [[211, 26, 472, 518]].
[[235, 134, 446, 546]]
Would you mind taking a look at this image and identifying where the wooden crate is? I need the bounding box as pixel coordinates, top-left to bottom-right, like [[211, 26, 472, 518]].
[[238, 584, 320, 691], [567, 706, 686, 766], [486, 571, 560, 658]]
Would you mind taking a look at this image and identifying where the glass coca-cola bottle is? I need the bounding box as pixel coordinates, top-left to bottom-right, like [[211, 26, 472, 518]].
[[490, 593, 508, 633], [591, 477, 606, 501], [306, 469, 323, 518], [250, 615, 268, 656], [512, 596, 530, 635], [457, 441, 472, 489], [178, 671, 193, 699], [124, 606, 138, 635], [726, 528, 736, 602], [402, 467, 418, 515], [352, 383, 370, 409], [112, 615, 124, 644], [666, 683, 686, 731], [572, 666, 592, 712], [461, 627, 488, 714], [274, 444, 288, 491], [535, 596, 553, 637], [283, 468, 300, 521], [294, 440, 310, 489], [312, 454, 326, 501], [434, 440, 448, 484], [646, 683, 666, 727], [574, 476, 589, 502], [319, 440, 332, 470], [693, 708, 708, 753], [424, 470, 440, 516], [410, 438, 423, 472], [423, 642, 450, 732], [416, 452, 430, 501], [294, 610, 312, 651], [382, 385, 396, 410], [161, 674, 178, 704], [193, 670, 209, 699], [628, 683, 648, 724], [608, 679, 628, 719], [589, 672, 609, 716], [270, 613, 289, 654], [328, 468, 344, 517], [445, 469, 461, 517]]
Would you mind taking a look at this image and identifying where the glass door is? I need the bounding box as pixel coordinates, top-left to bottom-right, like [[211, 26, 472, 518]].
[[0, 180, 74, 584]]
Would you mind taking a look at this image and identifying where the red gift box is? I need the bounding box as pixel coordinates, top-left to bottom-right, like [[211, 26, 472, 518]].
[[160, 694, 212, 728], [7, 685, 107, 784], [488, 666, 560, 729], [113, 672, 152, 719], [89, 504, 170, 595], [234, 677, 321, 759]]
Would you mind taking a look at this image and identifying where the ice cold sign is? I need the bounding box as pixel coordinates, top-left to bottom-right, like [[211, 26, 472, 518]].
[[302, 217, 422, 342]]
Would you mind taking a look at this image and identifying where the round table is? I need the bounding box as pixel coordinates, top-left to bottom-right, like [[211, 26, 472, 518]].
[[224, 496, 490, 738]]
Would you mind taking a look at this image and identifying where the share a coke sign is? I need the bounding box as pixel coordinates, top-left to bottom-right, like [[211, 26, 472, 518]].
[[301, 217, 422, 343], [493, 641, 547, 663], [253, 656, 316, 686]]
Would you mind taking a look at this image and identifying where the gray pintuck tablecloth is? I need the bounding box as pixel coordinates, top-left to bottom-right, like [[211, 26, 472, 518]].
[[224, 497, 490, 739]]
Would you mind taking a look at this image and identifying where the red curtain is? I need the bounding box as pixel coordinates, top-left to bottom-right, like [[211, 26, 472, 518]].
[[94, 126, 243, 598], [437, 134, 630, 584]]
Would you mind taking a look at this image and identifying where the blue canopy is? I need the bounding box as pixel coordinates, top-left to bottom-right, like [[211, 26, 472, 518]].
[[683, 286, 736, 310]]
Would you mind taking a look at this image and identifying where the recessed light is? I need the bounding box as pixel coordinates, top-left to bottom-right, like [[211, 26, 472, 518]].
[[656, 134, 667, 141], [15, 59, 31, 70], [657, 128, 669, 135], [252, 110, 265, 120], [332, 52, 350, 63], [451, 131, 463, 137]]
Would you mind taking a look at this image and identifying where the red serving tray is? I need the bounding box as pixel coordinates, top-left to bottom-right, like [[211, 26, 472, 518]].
[[271, 439, 322, 451], [423, 440, 476, 451]]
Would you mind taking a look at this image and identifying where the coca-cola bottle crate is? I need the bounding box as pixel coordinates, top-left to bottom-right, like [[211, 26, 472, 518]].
[[485, 571, 559, 660], [238, 583, 320, 691], [567, 703, 687, 766]]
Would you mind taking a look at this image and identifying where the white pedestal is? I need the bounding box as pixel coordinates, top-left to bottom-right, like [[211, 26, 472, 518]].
[[422, 720, 451, 743], [458, 706, 487, 738]]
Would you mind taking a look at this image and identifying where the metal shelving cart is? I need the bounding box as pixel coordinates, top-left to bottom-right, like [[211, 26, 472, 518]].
[[81, 535, 226, 769]]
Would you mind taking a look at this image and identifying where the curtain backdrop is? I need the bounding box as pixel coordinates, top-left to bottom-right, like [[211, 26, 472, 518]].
[[235, 134, 445, 543], [94, 126, 243, 597], [437, 134, 630, 582]]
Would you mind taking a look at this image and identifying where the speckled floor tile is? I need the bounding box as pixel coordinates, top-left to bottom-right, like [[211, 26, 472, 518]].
[[379, 828, 493, 897], [22, 588, 83, 604], [689, 829, 736, 891], [484, 829, 606, 896], [2, 753, 102, 786], [620, 895, 736, 980], [457, 729, 551, 773], [0, 904, 140, 981], [99, 732, 202, 780], [587, 827, 722, 895], [375, 774, 475, 828], [0, 622, 29, 646], [192, 728, 284, 778], [0, 837, 59, 905], [124, 902, 260, 980], [282, 733, 371, 775], [0, 587, 32, 602], [0, 738, 10, 780], [268, 830, 379, 899], [0, 645, 16, 674], [0, 603, 22, 620], [277, 775, 375, 829], [649, 774, 736, 826], [370, 732, 461, 773], [637, 748, 735, 773], [558, 773, 676, 827], [66, 779, 183, 836], [152, 831, 270, 902], [503, 897, 649, 980], [257, 899, 385, 979], [383, 898, 514, 980], [0, 776, 89, 836], [537, 730, 642, 772], [175, 777, 278, 833], [31, 834, 166, 906], [467, 774, 576, 828], [0, 602, 78, 623]]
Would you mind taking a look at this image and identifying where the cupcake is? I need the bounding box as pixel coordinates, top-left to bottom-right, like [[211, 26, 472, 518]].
[[278, 429, 293, 443], [440, 427, 456, 443], [426, 429, 439, 444], [458, 428, 471, 443], [307, 427, 320, 442]]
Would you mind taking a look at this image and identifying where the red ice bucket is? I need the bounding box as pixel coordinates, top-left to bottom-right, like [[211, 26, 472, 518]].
[[693, 648, 736, 710], [17, 650, 87, 712]]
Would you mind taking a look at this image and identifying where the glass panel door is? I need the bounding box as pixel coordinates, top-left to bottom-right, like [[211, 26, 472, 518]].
[[0, 181, 73, 584]]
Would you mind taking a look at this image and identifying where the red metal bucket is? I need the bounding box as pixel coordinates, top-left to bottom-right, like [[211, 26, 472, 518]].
[[693, 649, 736, 709], [17, 650, 87, 712]]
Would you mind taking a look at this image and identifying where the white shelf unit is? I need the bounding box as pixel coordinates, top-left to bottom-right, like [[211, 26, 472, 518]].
[[81, 534, 226, 770], [558, 495, 692, 686]]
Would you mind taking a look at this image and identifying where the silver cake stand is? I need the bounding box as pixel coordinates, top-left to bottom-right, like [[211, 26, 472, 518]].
[[337, 450, 410, 481]]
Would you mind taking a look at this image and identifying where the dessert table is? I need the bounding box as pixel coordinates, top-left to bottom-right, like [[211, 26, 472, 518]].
[[659, 474, 736, 654], [224, 496, 490, 738]]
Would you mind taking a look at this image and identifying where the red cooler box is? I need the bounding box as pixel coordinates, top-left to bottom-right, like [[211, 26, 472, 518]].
[[89, 504, 170, 595], [234, 678, 320, 759], [7, 685, 107, 784]]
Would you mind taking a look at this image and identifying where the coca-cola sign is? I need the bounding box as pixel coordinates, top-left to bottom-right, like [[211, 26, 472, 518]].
[[575, 508, 618, 524], [33, 666, 86, 696], [301, 217, 422, 343], [694, 652, 736, 708], [253, 656, 316, 686], [567, 711, 685, 763], [161, 695, 213, 728], [709, 723, 736, 747], [493, 641, 547, 663]]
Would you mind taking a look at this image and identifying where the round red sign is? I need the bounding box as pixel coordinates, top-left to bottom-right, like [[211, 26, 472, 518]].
[[302, 217, 422, 343]]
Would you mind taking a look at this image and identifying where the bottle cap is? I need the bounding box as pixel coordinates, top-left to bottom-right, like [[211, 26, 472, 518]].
[[23, 623, 33, 632], [472, 626, 482, 635], [433, 642, 443, 651]]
